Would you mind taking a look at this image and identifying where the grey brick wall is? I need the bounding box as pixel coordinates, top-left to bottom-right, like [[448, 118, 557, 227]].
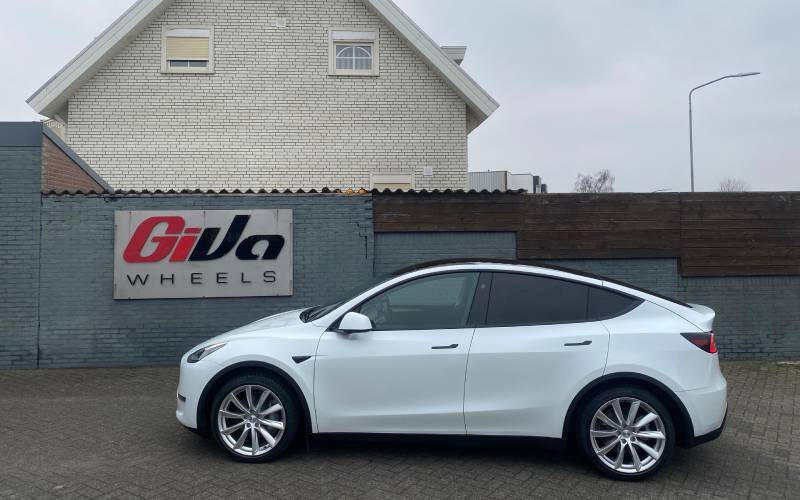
[[682, 276, 800, 360], [0, 140, 41, 368], [539, 259, 684, 299], [37, 194, 373, 367], [374, 232, 517, 277]]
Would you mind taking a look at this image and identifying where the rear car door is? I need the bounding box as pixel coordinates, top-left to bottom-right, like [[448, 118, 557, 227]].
[[315, 272, 481, 434], [464, 272, 637, 438]]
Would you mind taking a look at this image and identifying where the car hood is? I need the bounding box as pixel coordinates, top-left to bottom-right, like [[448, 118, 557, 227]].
[[205, 309, 306, 343]]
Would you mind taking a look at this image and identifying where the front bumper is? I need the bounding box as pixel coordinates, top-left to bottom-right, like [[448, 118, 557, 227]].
[[176, 355, 222, 429]]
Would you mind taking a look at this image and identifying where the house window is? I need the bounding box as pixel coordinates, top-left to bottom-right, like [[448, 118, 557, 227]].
[[329, 30, 379, 76], [162, 27, 213, 73], [336, 45, 373, 71], [371, 173, 414, 192]]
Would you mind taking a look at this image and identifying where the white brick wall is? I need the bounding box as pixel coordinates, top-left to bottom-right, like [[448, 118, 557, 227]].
[[66, 0, 470, 191]]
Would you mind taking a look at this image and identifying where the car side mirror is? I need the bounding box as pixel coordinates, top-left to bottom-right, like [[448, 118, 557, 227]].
[[338, 312, 373, 334]]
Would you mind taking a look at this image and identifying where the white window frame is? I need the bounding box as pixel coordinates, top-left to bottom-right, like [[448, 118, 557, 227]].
[[329, 29, 379, 76], [161, 26, 214, 74], [370, 173, 415, 191]]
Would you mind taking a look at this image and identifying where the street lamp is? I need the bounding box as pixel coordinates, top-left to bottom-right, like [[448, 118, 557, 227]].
[[689, 72, 760, 192]]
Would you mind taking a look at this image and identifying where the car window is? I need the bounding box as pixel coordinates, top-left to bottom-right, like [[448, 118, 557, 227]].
[[357, 273, 480, 331], [486, 273, 589, 326], [587, 286, 641, 320]]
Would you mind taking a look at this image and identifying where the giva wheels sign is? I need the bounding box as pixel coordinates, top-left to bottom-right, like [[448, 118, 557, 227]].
[[114, 210, 293, 299]]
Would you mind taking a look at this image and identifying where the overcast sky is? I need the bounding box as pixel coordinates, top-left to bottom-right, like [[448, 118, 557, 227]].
[[2, 0, 798, 192]]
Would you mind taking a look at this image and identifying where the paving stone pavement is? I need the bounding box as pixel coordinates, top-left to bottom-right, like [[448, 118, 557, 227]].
[[0, 361, 798, 499]]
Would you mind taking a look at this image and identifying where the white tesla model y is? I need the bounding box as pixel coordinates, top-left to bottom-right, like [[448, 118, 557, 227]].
[[176, 261, 727, 480]]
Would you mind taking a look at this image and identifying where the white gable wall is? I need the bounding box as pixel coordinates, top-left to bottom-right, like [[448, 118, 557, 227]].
[[65, 0, 469, 190]]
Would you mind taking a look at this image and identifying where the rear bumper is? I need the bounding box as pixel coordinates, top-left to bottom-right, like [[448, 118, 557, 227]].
[[685, 409, 727, 447], [677, 361, 727, 445]]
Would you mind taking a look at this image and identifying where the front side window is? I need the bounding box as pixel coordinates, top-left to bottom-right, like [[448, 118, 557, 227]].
[[163, 27, 213, 73], [358, 273, 479, 331], [486, 273, 590, 326], [329, 29, 379, 76]]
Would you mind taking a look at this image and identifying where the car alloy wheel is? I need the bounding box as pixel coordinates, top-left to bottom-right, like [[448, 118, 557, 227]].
[[216, 384, 286, 457], [589, 397, 667, 475]]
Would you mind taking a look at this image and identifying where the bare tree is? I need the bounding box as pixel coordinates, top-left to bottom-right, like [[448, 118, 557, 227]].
[[718, 177, 749, 192], [574, 169, 615, 193]]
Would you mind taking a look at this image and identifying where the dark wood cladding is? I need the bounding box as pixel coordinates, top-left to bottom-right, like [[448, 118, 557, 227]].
[[679, 192, 800, 277], [373, 192, 800, 277], [517, 194, 680, 259], [373, 193, 527, 232]]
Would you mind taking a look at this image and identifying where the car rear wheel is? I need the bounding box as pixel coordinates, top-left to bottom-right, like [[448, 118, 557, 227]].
[[578, 387, 674, 480], [210, 373, 299, 462]]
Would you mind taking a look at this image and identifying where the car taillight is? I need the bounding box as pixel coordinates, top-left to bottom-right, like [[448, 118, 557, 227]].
[[681, 332, 717, 353]]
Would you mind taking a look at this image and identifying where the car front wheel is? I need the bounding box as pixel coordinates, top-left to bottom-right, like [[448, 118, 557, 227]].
[[578, 388, 675, 480], [210, 373, 299, 462]]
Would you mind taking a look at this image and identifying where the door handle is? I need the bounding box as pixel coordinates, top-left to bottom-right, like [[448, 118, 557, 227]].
[[564, 340, 592, 347], [431, 344, 459, 350]]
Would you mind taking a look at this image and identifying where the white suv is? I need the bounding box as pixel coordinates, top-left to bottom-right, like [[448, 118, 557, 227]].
[[176, 261, 727, 480]]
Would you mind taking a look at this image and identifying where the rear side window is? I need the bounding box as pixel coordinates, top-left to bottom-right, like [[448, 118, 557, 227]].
[[587, 287, 641, 320], [486, 273, 589, 326]]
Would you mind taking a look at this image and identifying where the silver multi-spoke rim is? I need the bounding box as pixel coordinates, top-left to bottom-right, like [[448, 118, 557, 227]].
[[590, 397, 666, 474], [217, 385, 286, 457]]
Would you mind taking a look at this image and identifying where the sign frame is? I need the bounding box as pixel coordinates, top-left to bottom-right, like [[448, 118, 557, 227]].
[[113, 209, 293, 300]]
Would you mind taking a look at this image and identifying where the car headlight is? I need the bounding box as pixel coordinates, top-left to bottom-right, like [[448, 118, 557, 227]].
[[187, 343, 226, 363]]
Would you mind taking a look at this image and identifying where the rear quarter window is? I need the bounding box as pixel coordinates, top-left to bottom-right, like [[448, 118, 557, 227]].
[[587, 286, 641, 320]]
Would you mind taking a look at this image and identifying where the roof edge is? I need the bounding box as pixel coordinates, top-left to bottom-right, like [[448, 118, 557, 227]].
[[27, 0, 171, 117], [365, 0, 499, 124]]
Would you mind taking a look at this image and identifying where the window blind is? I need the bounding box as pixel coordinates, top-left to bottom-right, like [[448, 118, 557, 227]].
[[166, 36, 209, 61]]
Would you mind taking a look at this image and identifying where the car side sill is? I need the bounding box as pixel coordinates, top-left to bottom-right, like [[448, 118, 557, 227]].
[[312, 433, 566, 451]]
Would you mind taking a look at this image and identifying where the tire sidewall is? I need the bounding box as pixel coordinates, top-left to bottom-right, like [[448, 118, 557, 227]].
[[210, 373, 300, 463], [578, 387, 675, 481]]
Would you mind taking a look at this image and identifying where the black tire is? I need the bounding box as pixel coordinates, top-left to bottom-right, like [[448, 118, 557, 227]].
[[577, 387, 675, 481], [209, 373, 300, 463]]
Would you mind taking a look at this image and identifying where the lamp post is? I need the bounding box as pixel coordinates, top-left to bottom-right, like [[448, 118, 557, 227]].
[[689, 72, 760, 192]]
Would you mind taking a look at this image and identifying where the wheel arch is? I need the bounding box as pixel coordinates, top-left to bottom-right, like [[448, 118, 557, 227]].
[[196, 361, 314, 437], [562, 372, 695, 447]]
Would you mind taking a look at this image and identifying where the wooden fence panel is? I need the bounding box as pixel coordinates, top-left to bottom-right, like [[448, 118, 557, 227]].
[[679, 193, 800, 276], [373, 192, 800, 277]]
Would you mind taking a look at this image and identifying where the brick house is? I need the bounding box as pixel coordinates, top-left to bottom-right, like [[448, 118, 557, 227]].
[[28, 0, 498, 191]]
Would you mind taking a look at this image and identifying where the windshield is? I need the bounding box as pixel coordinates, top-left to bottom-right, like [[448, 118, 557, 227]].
[[300, 275, 394, 323]]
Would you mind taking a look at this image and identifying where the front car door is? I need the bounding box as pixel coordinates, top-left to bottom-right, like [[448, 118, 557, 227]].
[[314, 272, 481, 434], [465, 272, 639, 438]]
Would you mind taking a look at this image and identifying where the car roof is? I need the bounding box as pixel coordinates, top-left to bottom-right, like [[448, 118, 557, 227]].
[[392, 259, 692, 309]]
